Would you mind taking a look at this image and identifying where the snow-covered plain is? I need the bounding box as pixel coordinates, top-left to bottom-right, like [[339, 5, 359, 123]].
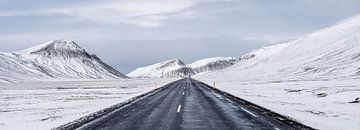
[[196, 14, 360, 130], [0, 78, 176, 130], [196, 76, 360, 130]]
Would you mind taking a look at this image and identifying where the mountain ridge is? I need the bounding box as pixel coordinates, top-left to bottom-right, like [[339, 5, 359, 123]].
[[201, 13, 360, 79], [0, 39, 128, 83], [128, 57, 237, 78]]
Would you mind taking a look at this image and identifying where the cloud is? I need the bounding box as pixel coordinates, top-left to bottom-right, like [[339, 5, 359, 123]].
[[0, 0, 213, 27]]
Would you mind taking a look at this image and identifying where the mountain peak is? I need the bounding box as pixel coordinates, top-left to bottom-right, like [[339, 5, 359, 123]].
[[0, 40, 128, 83], [20, 39, 85, 55], [188, 57, 236, 68], [157, 59, 186, 68]]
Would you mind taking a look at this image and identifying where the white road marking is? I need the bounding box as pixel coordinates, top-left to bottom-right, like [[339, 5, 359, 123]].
[[241, 107, 258, 117], [182, 92, 185, 95], [274, 127, 281, 130], [225, 98, 233, 103], [177, 105, 182, 113]]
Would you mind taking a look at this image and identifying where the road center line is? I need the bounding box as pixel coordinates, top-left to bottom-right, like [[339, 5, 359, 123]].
[[274, 127, 281, 130], [177, 105, 182, 113], [241, 107, 258, 117]]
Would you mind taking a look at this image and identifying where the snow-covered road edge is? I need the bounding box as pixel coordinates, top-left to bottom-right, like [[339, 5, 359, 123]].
[[52, 80, 178, 130], [193, 79, 315, 130]]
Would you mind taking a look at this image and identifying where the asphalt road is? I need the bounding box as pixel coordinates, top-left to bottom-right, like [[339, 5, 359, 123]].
[[77, 78, 299, 130]]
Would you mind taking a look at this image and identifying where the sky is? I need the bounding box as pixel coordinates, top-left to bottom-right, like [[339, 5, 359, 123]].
[[1, 0, 360, 73]]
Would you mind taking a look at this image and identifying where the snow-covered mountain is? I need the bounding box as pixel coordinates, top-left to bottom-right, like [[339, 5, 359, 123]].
[[212, 14, 360, 78], [0, 39, 127, 83], [188, 57, 237, 74], [128, 57, 237, 78], [127, 59, 194, 78]]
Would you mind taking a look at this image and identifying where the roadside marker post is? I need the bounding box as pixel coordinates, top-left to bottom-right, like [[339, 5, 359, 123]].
[[212, 81, 216, 93], [213, 81, 216, 88]]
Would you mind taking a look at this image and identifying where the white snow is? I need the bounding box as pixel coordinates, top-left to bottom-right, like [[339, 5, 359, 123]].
[[188, 57, 235, 68], [0, 39, 127, 83], [128, 57, 237, 78], [0, 78, 176, 130], [195, 14, 360, 130], [2, 10, 360, 130], [127, 59, 194, 78], [196, 76, 360, 130], [19, 39, 84, 54], [189, 57, 237, 74]]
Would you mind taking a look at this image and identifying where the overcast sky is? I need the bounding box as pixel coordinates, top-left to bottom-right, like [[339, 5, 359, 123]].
[[1, 0, 360, 73]]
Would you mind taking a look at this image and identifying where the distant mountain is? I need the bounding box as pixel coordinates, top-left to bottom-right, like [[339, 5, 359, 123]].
[[130, 15, 360, 79], [188, 57, 237, 74], [127, 59, 194, 78], [0, 39, 127, 83], [128, 57, 237, 78]]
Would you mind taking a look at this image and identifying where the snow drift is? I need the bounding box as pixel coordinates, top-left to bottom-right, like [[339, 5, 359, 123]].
[[0, 39, 127, 83]]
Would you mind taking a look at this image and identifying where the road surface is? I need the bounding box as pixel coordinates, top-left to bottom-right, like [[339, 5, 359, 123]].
[[77, 78, 301, 130]]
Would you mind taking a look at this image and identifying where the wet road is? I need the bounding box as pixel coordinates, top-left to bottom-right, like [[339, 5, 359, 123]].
[[77, 78, 298, 130]]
